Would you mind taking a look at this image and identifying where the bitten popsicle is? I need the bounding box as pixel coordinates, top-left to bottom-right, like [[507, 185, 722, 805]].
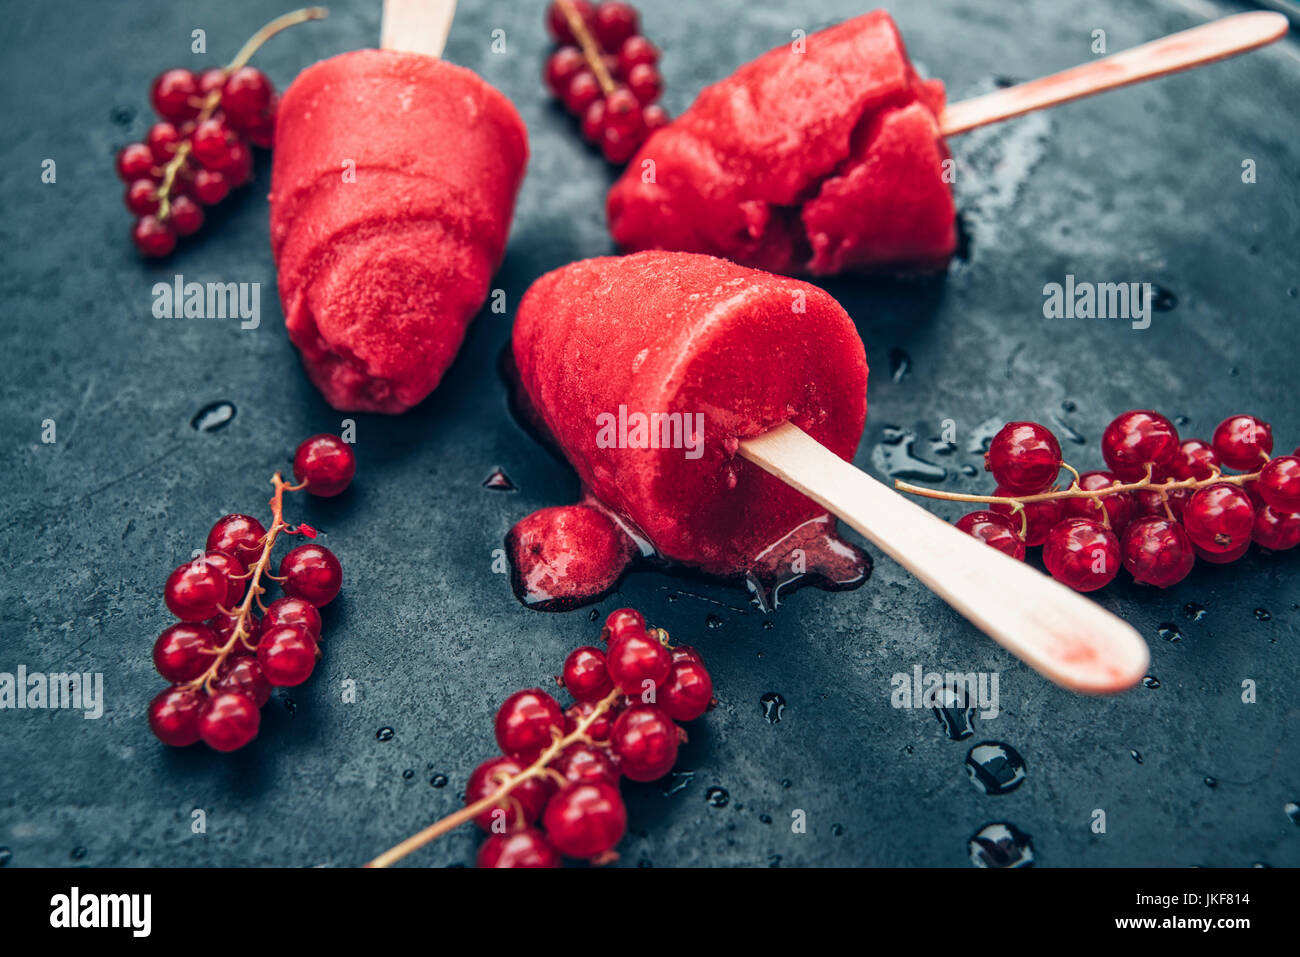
[[607, 10, 1286, 277], [270, 6, 527, 412]]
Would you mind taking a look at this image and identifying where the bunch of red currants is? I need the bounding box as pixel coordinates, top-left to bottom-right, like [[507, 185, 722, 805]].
[[467, 608, 713, 867], [948, 411, 1298, 592], [147, 434, 355, 751], [543, 0, 669, 163]]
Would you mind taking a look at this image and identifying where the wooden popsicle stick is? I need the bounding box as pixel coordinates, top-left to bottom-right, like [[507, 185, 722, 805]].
[[941, 12, 1288, 136], [739, 423, 1149, 694], [381, 0, 458, 57]]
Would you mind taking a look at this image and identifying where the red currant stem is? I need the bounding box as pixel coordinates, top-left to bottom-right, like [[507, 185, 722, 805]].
[[557, 0, 617, 95], [895, 466, 1266, 508], [155, 7, 327, 220], [182, 471, 299, 694], [1061, 461, 1082, 486], [365, 686, 624, 868]]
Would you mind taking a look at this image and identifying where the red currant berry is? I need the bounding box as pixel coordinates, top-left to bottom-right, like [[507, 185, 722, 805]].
[[542, 781, 626, 858], [192, 168, 230, 205], [593, 2, 639, 49], [1131, 488, 1169, 519], [989, 488, 1063, 546], [198, 692, 260, 751], [1061, 470, 1135, 534], [545, 46, 586, 97], [466, 756, 550, 831], [562, 71, 601, 114], [279, 544, 342, 607], [1168, 438, 1219, 481], [609, 703, 678, 781], [150, 69, 200, 121], [214, 656, 272, 708], [670, 644, 701, 663], [1212, 415, 1273, 471], [293, 434, 356, 497], [190, 117, 238, 170], [164, 558, 230, 621], [1193, 539, 1250, 564], [1253, 505, 1300, 550], [206, 513, 267, 567], [602, 126, 643, 164], [152, 622, 220, 682], [661, 659, 713, 722], [603, 87, 644, 137], [546, 0, 594, 44], [626, 63, 662, 104], [201, 549, 247, 607], [564, 699, 615, 742], [643, 104, 670, 131], [556, 742, 620, 785], [495, 688, 565, 757], [955, 510, 1025, 561], [148, 686, 205, 746], [132, 215, 176, 257], [581, 97, 607, 143], [221, 67, 273, 126], [209, 611, 260, 649], [223, 139, 253, 186], [1100, 410, 1180, 480], [257, 624, 318, 687], [477, 827, 561, 868], [197, 67, 227, 96], [600, 607, 645, 643], [116, 142, 156, 181], [1121, 517, 1196, 588], [243, 103, 276, 150], [1257, 455, 1300, 512], [262, 597, 322, 642], [562, 646, 612, 701], [167, 194, 204, 236], [985, 422, 1061, 493], [125, 178, 161, 216], [606, 629, 671, 697], [1183, 484, 1256, 554], [1042, 518, 1121, 592], [618, 35, 659, 74], [145, 121, 184, 164]]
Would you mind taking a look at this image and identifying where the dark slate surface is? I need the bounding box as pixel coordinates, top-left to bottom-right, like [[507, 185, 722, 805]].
[[1, 0, 1297, 868]]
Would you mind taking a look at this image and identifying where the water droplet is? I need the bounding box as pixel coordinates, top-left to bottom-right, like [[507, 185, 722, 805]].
[[830, 823, 844, 836], [661, 770, 694, 796], [874, 425, 947, 481], [1157, 623, 1182, 642], [0, 847, 10, 866], [482, 468, 516, 491], [1252, 861, 1271, 868], [705, 786, 730, 808], [190, 401, 236, 432], [1051, 413, 1087, 446], [965, 742, 1027, 795], [1151, 285, 1178, 311], [1061, 399, 1077, 413], [968, 823, 1035, 868], [429, 774, 448, 788], [759, 813, 772, 824], [1130, 749, 1143, 764], [706, 613, 723, 629], [1255, 608, 1272, 622], [587, 608, 599, 621], [70, 846, 87, 861], [889, 347, 912, 383], [967, 417, 1005, 454], [759, 692, 786, 724], [762, 619, 774, 630], [993, 75, 1018, 88], [402, 769, 414, 780], [959, 464, 977, 477], [376, 727, 394, 742], [1174, 414, 1191, 427], [780, 778, 792, 789], [1184, 603, 1206, 621], [1204, 776, 1217, 788], [110, 105, 136, 127], [934, 685, 976, 740], [1142, 675, 1160, 689], [1281, 801, 1300, 825], [767, 854, 782, 867], [279, 693, 296, 715]]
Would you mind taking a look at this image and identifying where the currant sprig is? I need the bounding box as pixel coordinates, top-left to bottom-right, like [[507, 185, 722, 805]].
[[367, 609, 715, 868], [543, 0, 669, 163], [896, 411, 1300, 592], [116, 7, 327, 257], [148, 434, 355, 752]]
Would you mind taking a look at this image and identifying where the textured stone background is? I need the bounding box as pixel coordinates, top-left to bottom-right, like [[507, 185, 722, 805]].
[[1, 0, 1297, 868]]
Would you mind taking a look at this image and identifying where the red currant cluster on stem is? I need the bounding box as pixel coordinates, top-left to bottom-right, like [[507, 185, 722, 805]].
[[898, 411, 1299, 592], [367, 608, 715, 868], [544, 0, 669, 163], [115, 8, 326, 257], [148, 434, 355, 751]]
